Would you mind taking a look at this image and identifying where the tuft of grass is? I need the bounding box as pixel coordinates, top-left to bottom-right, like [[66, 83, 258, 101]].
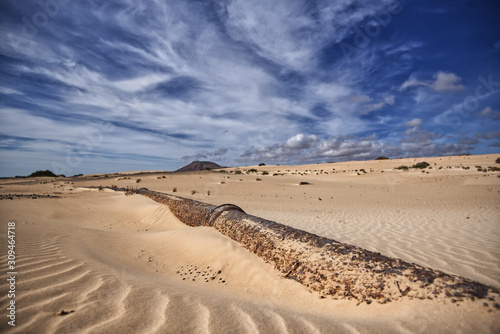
[[247, 169, 258, 173], [496, 157, 500, 164], [207, 191, 211, 196], [262, 171, 269, 175], [172, 187, 177, 192], [235, 170, 242, 174], [136, 179, 141, 183], [299, 181, 311, 185], [256, 178, 262, 181], [191, 190, 197, 195], [395, 165, 409, 170], [98, 185, 103, 191], [259, 163, 266, 166]]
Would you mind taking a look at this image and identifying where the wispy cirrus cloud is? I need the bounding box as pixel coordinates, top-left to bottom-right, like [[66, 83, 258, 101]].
[[0, 0, 498, 176], [400, 72, 465, 92]]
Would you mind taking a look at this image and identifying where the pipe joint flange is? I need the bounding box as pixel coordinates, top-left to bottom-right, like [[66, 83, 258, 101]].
[[203, 204, 245, 226]]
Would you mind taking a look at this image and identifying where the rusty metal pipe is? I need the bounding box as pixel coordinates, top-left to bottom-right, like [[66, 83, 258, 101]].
[[135, 188, 499, 305]]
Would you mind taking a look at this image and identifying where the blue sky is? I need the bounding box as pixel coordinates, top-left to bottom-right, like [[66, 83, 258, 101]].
[[0, 0, 499, 176]]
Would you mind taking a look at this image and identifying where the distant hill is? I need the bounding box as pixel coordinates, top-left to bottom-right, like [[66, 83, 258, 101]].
[[176, 161, 225, 172]]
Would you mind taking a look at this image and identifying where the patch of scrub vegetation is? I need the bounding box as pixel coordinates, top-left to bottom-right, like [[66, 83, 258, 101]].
[[28, 170, 57, 177], [411, 162, 430, 169]]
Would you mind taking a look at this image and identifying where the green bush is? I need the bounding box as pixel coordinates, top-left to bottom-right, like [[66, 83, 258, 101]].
[[395, 166, 409, 170], [496, 157, 500, 164]]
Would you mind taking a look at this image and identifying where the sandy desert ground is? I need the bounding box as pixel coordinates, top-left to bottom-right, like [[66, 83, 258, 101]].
[[0, 154, 499, 333]]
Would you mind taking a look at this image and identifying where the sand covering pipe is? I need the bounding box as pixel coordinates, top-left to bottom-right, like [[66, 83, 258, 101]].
[[133, 188, 499, 306]]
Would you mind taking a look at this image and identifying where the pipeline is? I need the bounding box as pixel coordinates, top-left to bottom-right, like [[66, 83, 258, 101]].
[[133, 188, 499, 306]]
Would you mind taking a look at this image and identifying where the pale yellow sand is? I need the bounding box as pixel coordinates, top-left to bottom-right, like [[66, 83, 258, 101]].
[[0, 154, 499, 333]]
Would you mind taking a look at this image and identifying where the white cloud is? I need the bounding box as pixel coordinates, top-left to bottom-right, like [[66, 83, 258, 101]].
[[432, 72, 465, 91], [477, 106, 500, 120], [284, 134, 319, 149], [400, 78, 423, 91], [112, 74, 173, 93], [405, 118, 422, 127], [360, 95, 395, 114], [0, 87, 24, 95], [221, 0, 396, 70], [238, 128, 473, 164], [400, 72, 465, 92], [404, 118, 422, 135]]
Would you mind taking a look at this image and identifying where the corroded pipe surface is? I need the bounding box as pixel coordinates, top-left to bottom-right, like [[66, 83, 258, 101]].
[[135, 189, 499, 306]]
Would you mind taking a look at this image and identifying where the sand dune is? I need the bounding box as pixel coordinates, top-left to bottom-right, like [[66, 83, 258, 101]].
[[0, 154, 499, 333]]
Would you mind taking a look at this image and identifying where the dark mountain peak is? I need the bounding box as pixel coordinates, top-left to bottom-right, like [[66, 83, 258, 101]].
[[176, 161, 225, 172]]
